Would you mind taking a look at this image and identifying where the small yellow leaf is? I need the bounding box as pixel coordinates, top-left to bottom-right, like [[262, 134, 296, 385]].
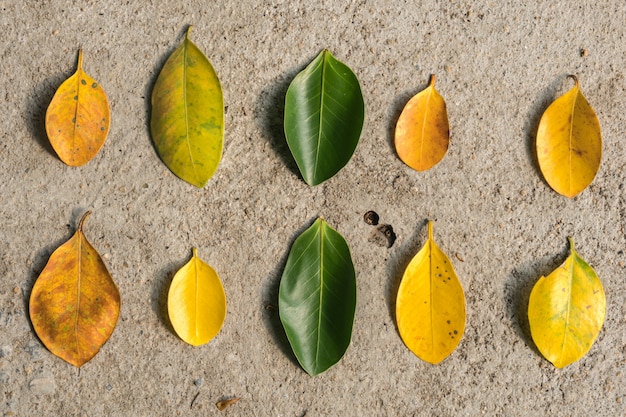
[[536, 75, 602, 198], [29, 211, 120, 367], [45, 50, 110, 166], [168, 248, 226, 346], [395, 75, 450, 171], [528, 237, 606, 368], [396, 221, 465, 364]]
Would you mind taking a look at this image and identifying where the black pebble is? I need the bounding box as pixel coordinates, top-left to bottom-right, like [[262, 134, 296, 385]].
[[363, 210, 379, 225]]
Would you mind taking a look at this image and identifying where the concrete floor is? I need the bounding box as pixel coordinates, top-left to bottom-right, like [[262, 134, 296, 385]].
[[1, 1, 625, 416]]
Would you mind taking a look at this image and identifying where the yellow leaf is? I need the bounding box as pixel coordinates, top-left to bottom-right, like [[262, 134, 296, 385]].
[[528, 237, 606, 368], [29, 212, 120, 367], [396, 221, 465, 364], [536, 75, 602, 198], [168, 248, 226, 346], [395, 75, 449, 171], [45, 50, 110, 166], [151, 27, 224, 188]]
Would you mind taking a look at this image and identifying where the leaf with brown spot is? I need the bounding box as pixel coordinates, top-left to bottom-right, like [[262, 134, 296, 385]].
[[395, 75, 450, 171], [29, 212, 120, 367], [536, 75, 602, 198], [45, 50, 110, 166]]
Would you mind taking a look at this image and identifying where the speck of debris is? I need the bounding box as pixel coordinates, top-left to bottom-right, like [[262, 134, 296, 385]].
[[368, 224, 396, 248], [216, 397, 240, 411], [363, 210, 379, 225], [194, 378, 204, 387], [580, 48, 588, 57]]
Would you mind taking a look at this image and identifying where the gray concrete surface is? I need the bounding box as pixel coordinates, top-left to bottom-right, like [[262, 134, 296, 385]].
[[1, 1, 625, 416]]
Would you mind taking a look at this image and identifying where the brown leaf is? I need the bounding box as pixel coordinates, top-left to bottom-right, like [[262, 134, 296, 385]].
[[216, 397, 240, 411], [29, 211, 120, 367]]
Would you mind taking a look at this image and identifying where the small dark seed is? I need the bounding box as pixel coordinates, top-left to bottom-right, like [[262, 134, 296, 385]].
[[363, 210, 379, 225]]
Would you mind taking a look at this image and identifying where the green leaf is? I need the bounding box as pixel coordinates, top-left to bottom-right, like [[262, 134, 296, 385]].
[[284, 50, 365, 186], [279, 218, 356, 375], [151, 27, 224, 188]]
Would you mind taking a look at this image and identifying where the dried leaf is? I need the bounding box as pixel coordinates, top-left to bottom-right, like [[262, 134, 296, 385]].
[[216, 397, 240, 411], [45, 50, 110, 166], [151, 27, 224, 187], [528, 237, 606, 368], [279, 218, 356, 375], [396, 221, 465, 364], [29, 212, 120, 367], [536, 75, 602, 198], [284, 50, 365, 186], [168, 248, 226, 346], [395, 75, 449, 171]]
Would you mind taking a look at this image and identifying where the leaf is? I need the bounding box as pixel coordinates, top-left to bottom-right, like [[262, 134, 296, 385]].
[[536, 75, 602, 198], [45, 50, 110, 166], [395, 75, 450, 171], [216, 397, 240, 411], [278, 218, 356, 375], [528, 237, 606, 368], [168, 248, 226, 346], [396, 221, 465, 364], [29, 212, 120, 367], [284, 50, 365, 186], [151, 27, 224, 188]]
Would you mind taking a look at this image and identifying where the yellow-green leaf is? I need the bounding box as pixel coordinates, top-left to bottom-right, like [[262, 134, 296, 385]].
[[168, 248, 226, 346], [29, 212, 120, 367], [45, 50, 110, 166], [396, 221, 465, 364], [528, 237, 606, 368], [394, 75, 449, 171], [151, 27, 224, 188], [536, 75, 602, 198]]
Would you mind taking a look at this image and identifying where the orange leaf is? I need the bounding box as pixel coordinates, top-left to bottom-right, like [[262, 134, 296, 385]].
[[395, 75, 450, 171], [45, 50, 110, 166], [29, 212, 120, 367]]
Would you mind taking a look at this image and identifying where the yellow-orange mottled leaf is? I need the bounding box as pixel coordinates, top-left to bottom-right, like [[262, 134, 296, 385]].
[[528, 237, 605, 368], [45, 50, 110, 166], [536, 75, 602, 198], [29, 212, 120, 367], [168, 248, 226, 346], [396, 221, 465, 364], [395, 75, 449, 171]]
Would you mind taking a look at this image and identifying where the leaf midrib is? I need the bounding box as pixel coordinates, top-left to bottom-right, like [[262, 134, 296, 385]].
[[312, 53, 328, 183], [74, 235, 82, 361], [315, 224, 325, 372], [419, 87, 433, 168], [567, 90, 578, 196], [182, 41, 198, 183], [559, 257, 575, 362]]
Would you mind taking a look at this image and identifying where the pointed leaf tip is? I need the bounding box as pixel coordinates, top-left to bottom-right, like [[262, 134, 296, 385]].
[[78, 211, 92, 231]]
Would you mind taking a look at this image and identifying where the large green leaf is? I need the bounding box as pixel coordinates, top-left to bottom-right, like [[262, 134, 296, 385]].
[[151, 27, 224, 188], [279, 218, 356, 375], [284, 50, 364, 186]]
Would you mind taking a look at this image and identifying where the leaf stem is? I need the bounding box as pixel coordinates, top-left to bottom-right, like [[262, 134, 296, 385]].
[[186, 25, 193, 39], [192, 247, 198, 258], [568, 74, 580, 89], [429, 74, 436, 87], [78, 211, 92, 232], [427, 220, 433, 240], [77, 49, 84, 70], [567, 236, 576, 253]]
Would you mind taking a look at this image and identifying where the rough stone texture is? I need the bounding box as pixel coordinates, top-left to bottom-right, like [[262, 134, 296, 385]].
[[1, 1, 625, 416]]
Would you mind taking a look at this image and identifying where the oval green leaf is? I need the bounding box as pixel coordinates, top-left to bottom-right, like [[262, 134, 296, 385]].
[[151, 27, 224, 188], [278, 218, 356, 375], [528, 237, 606, 368], [284, 50, 365, 186]]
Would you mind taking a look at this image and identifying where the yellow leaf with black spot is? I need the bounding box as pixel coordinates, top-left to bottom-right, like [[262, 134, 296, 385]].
[[536, 75, 601, 198], [396, 221, 465, 364], [45, 50, 110, 166]]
